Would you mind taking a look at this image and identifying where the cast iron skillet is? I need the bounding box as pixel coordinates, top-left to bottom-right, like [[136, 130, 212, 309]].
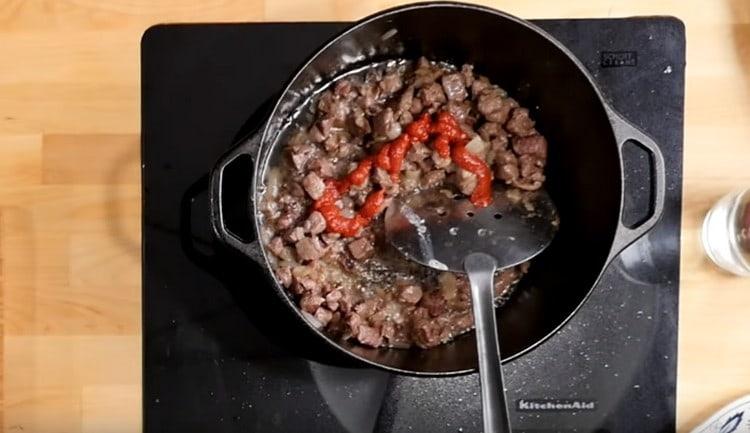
[[209, 2, 666, 375]]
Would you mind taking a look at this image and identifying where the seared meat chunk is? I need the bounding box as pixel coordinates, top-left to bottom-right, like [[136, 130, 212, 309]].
[[373, 107, 403, 141], [441, 73, 468, 101], [290, 142, 316, 172], [295, 236, 326, 261], [512, 134, 548, 158], [418, 82, 447, 110], [302, 172, 326, 200], [303, 211, 327, 235], [505, 107, 536, 137], [357, 325, 383, 347], [477, 89, 517, 123], [348, 237, 374, 260]]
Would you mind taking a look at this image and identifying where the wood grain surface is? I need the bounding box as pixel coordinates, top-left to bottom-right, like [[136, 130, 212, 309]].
[[1, 0, 749, 432]]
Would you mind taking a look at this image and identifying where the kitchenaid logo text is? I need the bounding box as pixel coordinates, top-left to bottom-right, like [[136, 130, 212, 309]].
[[517, 399, 597, 412], [600, 51, 638, 67]]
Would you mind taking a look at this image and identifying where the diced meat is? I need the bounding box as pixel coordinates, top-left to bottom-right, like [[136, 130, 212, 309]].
[[446, 100, 473, 125], [303, 211, 327, 235], [348, 237, 374, 260], [357, 325, 383, 347], [441, 73, 468, 102], [477, 89, 517, 123], [292, 274, 320, 296], [354, 298, 382, 319], [287, 226, 305, 242], [412, 318, 445, 349], [420, 290, 447, 317], [514, 154, 545, 191], [379, 70, 403, 94], [519, 154, 545, 178], [300, 294, 325, 313], [414, 57, 443, 87], [314, 307, 334, 327], [267, 236, 287, 258], [317, 92, 350, 125], [325, 289, 343, 311], [347, 106, 371, 137], [505, 107, 536, 137], [309, 158, 335, 178], [418, 82, 447, 109], [358, 82, 381, 114], [346, 312, 363, 336], [335, 138, 357, 159], [373, 108, 403, 141], [295, 236, 326, 261], [398, 285, 423, 304], [470, 76, 491, 98], [368, 308, 389, 327], [338, 287, 356, 313], [512, 134, 548, 158], [421, 169, 446, 189], [309, 117, 334, 143], [276, 206, 302, 230], [478, 122, 506, 142], [302, 172, 326, 200], [276, 266, 293, 287], [496, 157, 520, 183], [290, 142, 316, 171]]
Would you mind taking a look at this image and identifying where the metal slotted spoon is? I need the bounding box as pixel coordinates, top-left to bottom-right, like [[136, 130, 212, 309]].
[[384, 185, 559, 433]]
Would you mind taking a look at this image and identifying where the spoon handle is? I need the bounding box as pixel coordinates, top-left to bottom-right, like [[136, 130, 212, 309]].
[[464, 252, 511, 433]]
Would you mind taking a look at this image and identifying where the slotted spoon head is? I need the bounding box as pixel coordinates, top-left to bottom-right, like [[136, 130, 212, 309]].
[[384, 185, 559, 272]]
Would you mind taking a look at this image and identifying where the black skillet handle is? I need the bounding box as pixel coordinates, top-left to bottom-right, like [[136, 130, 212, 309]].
[[605, 108, 667, 265], [209, 132, 265, 265]]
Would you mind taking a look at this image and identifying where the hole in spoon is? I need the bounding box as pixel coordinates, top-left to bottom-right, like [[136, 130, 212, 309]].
[[494, 213, 502, 219], [466, 211, 475, 218]]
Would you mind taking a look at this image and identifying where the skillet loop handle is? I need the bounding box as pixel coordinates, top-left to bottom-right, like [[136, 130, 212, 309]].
[[209, 133, 264, 265], [606, 110, 666, 264]]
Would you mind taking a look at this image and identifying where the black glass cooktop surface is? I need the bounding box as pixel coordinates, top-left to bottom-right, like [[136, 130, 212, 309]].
[[142, 17, 685, 433]]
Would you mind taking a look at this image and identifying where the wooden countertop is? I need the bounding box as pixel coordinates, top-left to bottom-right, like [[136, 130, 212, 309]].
[[1, 1, 749, 431]]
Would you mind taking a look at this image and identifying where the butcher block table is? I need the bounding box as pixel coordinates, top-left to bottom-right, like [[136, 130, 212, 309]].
[[0, 0, 749, 432]]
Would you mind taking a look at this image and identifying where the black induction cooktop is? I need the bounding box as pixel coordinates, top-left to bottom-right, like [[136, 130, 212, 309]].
[[142, 17, 685, 433]]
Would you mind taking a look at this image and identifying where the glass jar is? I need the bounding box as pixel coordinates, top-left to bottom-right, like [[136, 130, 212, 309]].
[[701, 188, 750, 276]]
